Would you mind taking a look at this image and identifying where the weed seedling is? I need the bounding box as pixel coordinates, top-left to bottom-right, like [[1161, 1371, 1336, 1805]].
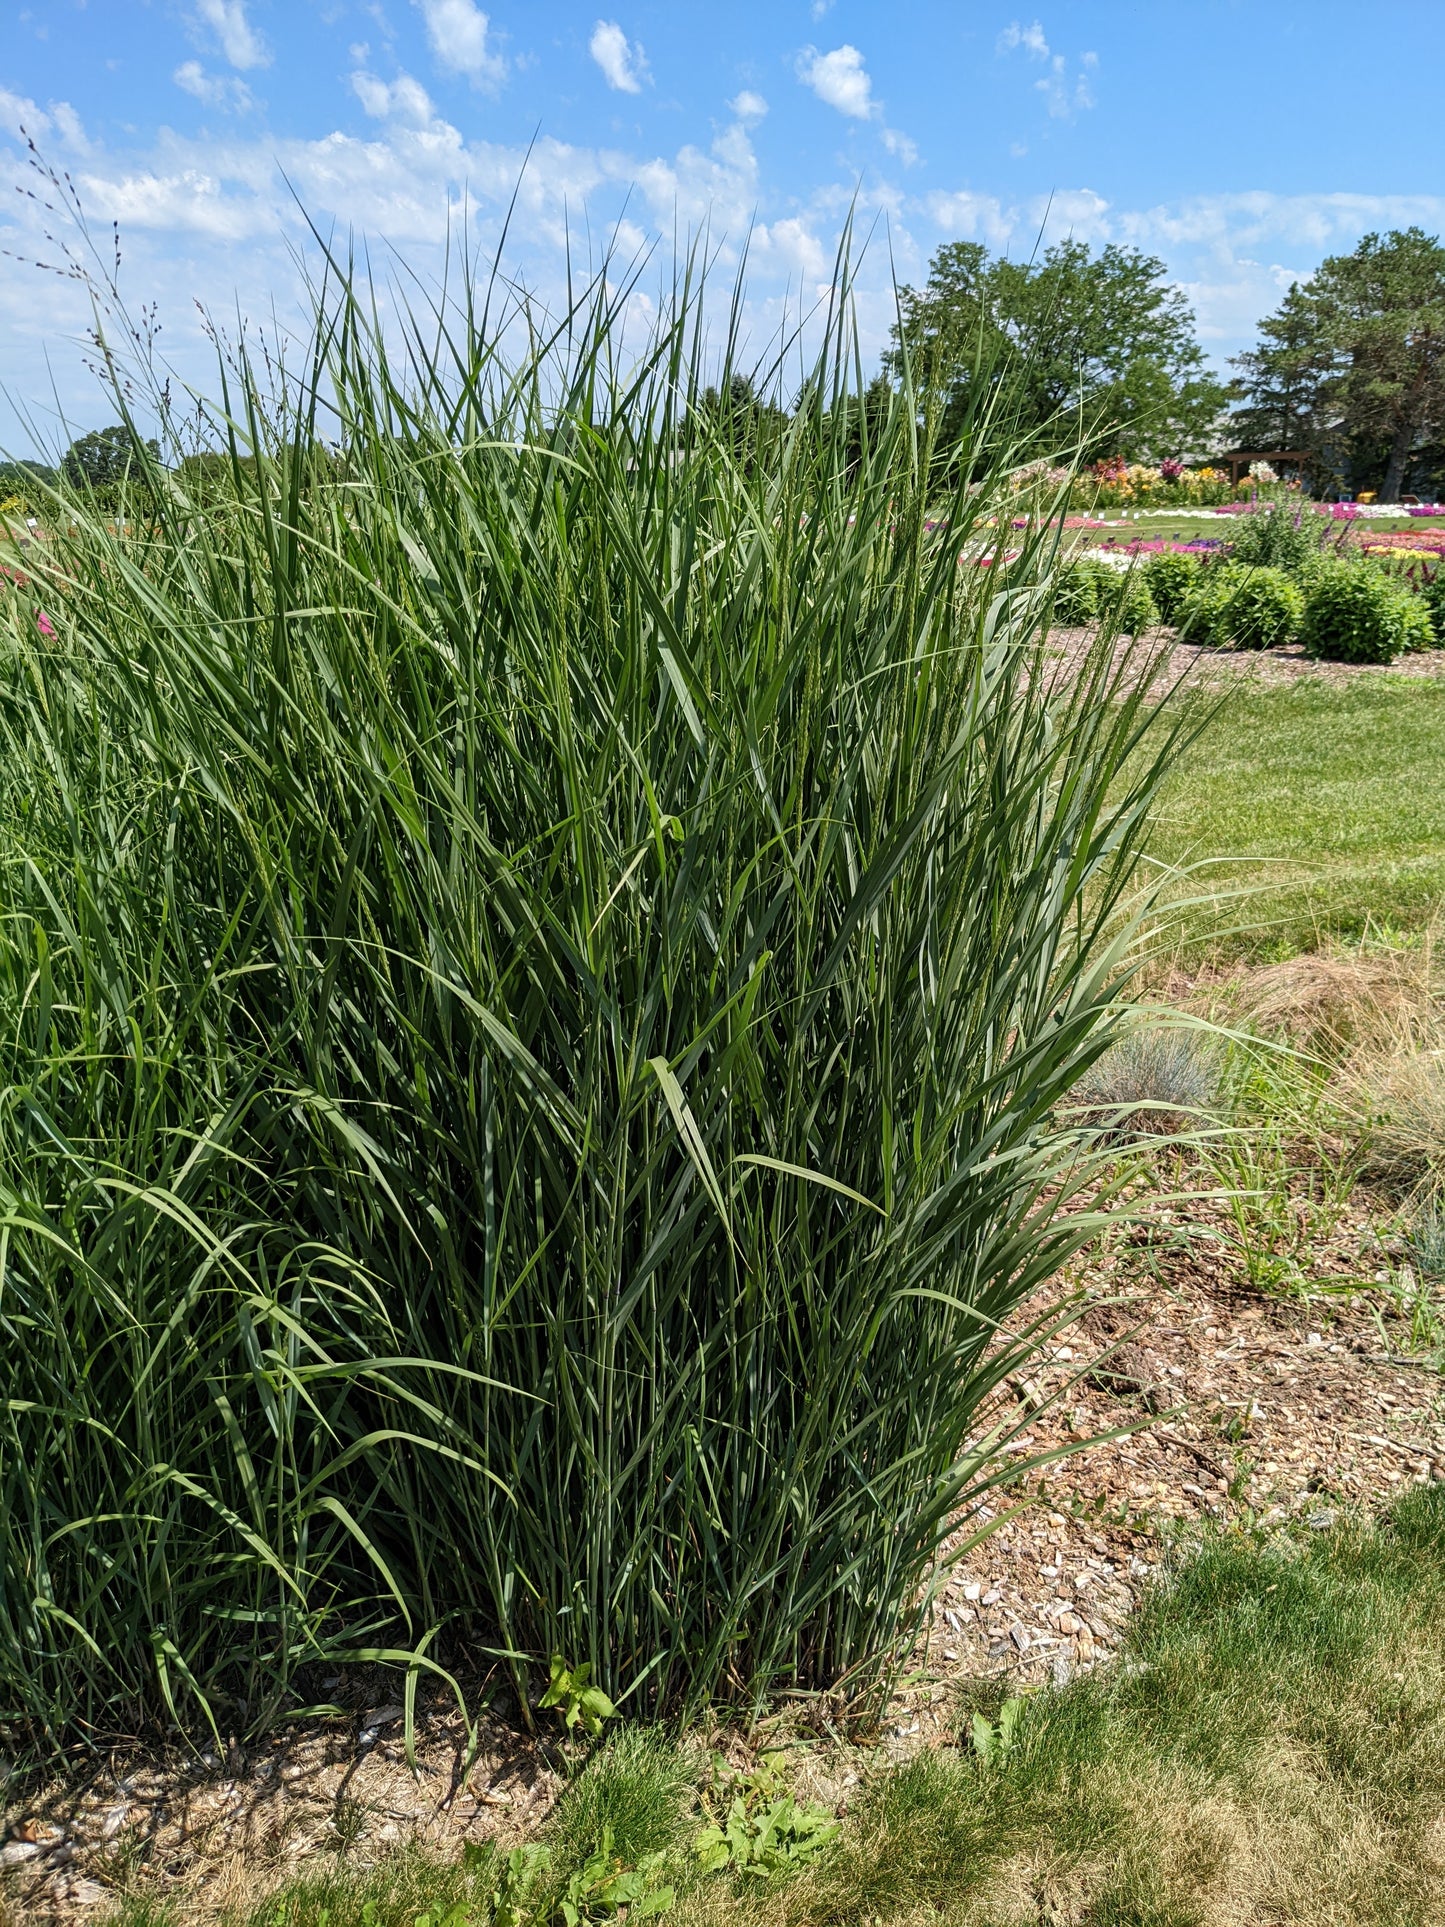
[[556, 1827, 674, 1923], [694, 1753, 840, 1879], [488, 1844, 552, 1927], [539, 1659, 617, 1741], [969, 1696, 1026, 1766]]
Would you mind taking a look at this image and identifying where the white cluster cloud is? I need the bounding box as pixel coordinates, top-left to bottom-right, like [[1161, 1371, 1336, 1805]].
[[3, 31, 1444, 463], [795, 43, 918, 164], [997, 20, 1050, 58], [350, 70, 438, 128], [754, 214, 828, 283], [194, 0, 269, 72], [923, 185, 1445, 341], [0, 86, 89, 148], [414, 0, 506, 89], [796, 44, 873, 119], [589, 21, 648, 95]]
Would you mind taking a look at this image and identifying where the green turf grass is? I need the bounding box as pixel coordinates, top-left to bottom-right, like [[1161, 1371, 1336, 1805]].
[[1146, 674, 1445, 959]]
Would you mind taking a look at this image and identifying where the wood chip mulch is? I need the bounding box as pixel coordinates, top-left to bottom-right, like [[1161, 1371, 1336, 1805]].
[[907, 1185, 1444, 1734]]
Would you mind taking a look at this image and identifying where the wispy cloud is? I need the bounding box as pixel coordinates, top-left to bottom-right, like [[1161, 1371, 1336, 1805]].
[[997, 20, 1050, 58], [997, 21, 1095, 120], [729, 90, 768, 124], [755, 214, 828, 283], [1037, 49, 1097, 120], [193, 0, 269, 72], [413, 0, 506, 90], [589, 20, 648, 95], [174, 61, 255, 113], [0, 87, 90, 148], [350, 69, 438, 127]]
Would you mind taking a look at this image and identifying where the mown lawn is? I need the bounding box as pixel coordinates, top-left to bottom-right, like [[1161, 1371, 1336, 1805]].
[[1148, 673, 1445, 958]]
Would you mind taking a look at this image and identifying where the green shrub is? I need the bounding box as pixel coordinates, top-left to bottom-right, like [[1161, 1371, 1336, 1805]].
[[1215, 565, 1305, 650], [1052, 556, 1156, 632], [0, 252, 1186, 1743], [1143, 549, 1203, 624], [1226, 503, 1324, 574], [1176, 561, 1233, 643], [1177, 563, 1303, 650], [1301, 557, 1435, 663]]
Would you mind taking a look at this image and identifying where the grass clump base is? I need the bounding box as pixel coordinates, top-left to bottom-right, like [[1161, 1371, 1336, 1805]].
[[77, 1490, 1445, 1927]]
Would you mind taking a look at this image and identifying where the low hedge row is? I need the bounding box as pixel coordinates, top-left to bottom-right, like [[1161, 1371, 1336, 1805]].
[[1129, 546, 1443, 664]]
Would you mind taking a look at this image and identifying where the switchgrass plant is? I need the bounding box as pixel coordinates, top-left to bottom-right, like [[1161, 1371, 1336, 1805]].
[[0, 235, 1187, 1750]]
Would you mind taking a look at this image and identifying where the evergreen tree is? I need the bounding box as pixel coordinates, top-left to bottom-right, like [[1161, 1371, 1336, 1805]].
[[1232, 228, 1445, 499], [1229, 282, 1335, 454]]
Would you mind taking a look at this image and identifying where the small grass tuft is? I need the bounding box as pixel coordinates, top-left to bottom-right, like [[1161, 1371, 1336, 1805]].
[[546, 1728, 699, 1874], [1070, 1024, 1220, 1140]]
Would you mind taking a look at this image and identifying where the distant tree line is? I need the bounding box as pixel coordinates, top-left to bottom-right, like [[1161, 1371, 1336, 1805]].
[[12, 226, 1445, 510], [890, 225, 1445, 498], [885, 238, 1227, 464]]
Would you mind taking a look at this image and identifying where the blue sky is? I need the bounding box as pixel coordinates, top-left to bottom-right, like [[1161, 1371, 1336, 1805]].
[[3, 0, 1445, 454]]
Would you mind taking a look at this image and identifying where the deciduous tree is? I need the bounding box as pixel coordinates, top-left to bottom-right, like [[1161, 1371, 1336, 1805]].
[[887, 239, 1226, 462]]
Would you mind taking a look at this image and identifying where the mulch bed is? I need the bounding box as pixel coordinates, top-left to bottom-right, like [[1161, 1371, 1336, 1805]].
[[910, 1185, 1441, 1727], [1048, 623, 1445, 690]]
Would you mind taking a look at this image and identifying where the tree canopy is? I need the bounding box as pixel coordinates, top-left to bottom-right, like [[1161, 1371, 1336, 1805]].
[[1231, 228, 1445, 499], [887, 238, 1227, 462], [61, 425, 159, 492]]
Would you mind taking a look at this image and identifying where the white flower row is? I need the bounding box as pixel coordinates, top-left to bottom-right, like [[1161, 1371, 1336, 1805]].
[[1130, 504, 1441, 521]]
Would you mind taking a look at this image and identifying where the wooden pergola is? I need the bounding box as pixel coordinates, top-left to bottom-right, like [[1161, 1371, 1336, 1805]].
[[1219, 448, 1314, 483]]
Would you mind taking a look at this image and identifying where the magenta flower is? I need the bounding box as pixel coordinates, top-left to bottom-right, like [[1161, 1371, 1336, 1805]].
[[36, 610, 55, 637]]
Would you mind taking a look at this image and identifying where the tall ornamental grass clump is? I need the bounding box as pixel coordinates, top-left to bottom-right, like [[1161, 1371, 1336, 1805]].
[[0, 252, 1186, 1747]]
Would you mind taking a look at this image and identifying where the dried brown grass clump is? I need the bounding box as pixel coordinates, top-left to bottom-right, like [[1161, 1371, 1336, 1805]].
[[1346, 1047, 1445, 1196], [1233, 949, 1426, 1052], [1184, 938, 1445, 1199]]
